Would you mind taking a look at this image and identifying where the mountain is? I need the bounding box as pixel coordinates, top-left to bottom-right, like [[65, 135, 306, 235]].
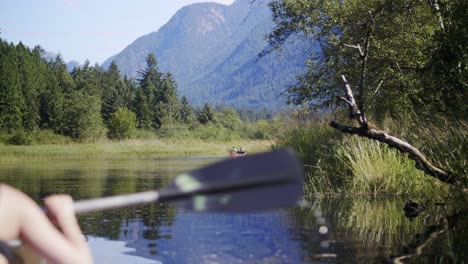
[[102, 0, 310, 109], [66, 60, 81, 72], [39, 49, 82, 71]]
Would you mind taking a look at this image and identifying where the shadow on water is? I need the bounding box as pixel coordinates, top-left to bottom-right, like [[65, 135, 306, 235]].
[[0, 157, 467, 263]]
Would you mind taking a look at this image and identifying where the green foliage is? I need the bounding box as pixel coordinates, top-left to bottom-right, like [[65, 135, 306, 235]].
[[7, 130, 32, 145], [335, 136, 447, 196], [155, 73, 181, 127], [274, 115, 344, 196], [107, 107, 137, 140], [214, 108, 241, 130], [71, 60, 100, 96], [250, 119, 278, 140], [275, 111, 459, 197], [136, 55, 181, 129], [383, 116, 468, 184], [179, 96, 196, 125], [0, 41, 25, 131], [0, 40, 276, 144], [63, 91, 104, 140], [133, 89, 152, 129], [30, 130, 72, 145], [268, 0, 467, 120], [101, 62, 132, 124], [197, 103, 216, 125], [191, 123, 240, 142]]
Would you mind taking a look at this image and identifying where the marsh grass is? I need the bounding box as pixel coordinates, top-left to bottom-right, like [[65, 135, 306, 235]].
[[274, 114, 345, 196], [335, 137, 449, 197], [275, 109, 463, 198], [0, 138, 273, 162]]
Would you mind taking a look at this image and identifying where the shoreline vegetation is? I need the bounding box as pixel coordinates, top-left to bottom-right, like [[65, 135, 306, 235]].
[[273, 110, 467, 200], [0, 138, 273, 162], [2, 109, 465, 201]]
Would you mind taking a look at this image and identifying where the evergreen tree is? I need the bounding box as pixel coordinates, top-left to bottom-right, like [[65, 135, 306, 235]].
[[101, 61, 127, 124], [122, 76, 136, 109], [39, 55, 72, 133], [40, 60, 64, 132], [21, 46, 46, 132], [133, 89, 152, 129], [155, 73, 181, 127], [0, 41, 25, 132], [197, 103, 215, 125], [53, 55, 75, 94], [72, 60, 100, 96], [179, 96, 195, 124], [138, 53, 162, 128]]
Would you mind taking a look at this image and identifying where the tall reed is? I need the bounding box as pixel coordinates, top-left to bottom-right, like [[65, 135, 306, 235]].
[[335, 136, 448, 197], [274, 109, 462, 198], [274, 110, 345, 196]]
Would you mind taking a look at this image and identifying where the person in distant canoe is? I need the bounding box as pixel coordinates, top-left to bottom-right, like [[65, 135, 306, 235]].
[[237, 147, 246, 155], [0, 183, 92, 264], [231, 147, 238, 155]]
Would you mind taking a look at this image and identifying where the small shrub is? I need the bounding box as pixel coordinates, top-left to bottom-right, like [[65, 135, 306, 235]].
[[107, 108, 137, 140], [31, 130, 73, 145], [7, 130, 33, 145]]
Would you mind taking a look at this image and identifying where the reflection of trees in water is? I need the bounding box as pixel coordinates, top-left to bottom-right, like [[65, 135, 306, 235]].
[[77, 170, 177, 257], [289, 198, 468, 263]]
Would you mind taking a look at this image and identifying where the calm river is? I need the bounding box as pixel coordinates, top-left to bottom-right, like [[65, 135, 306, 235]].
[[0, 156, 466, 263]]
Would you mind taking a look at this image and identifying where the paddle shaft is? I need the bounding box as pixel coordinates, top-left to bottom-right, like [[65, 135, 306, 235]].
[[73, 174, 293, 214], [73, 191, 160, 214]]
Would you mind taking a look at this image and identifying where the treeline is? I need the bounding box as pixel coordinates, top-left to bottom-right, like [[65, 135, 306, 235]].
[[0, 38, 276, 144]]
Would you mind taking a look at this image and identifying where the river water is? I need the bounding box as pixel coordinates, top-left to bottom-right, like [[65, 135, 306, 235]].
[[0, 156, 466, 263]]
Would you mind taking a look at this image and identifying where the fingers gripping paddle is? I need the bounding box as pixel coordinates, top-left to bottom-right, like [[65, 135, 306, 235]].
[[73, 149, 304, 213]]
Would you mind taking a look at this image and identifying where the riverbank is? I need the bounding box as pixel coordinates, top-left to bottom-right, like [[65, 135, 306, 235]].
[[0, 139, 274, 162]]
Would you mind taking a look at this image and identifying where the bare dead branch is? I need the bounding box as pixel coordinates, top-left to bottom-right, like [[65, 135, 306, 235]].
[[370, 78, 385, 99], [330, 75, 460, 185], [330, 121, 456, 183], [343, 43, 364, 57], [428, 0, 445, 31], [337, 96, 353, 108], [341, 76, 368, 128]]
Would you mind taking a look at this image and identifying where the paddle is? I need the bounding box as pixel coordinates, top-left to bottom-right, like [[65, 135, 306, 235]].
[[73, 148, 304, 214]]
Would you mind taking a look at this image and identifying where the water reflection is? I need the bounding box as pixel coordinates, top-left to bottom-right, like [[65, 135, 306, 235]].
[[0, 157, 467, 263], [290, 198, 468, 263]]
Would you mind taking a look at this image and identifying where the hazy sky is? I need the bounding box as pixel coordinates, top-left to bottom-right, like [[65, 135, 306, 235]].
[[0, 0, 236, 64]]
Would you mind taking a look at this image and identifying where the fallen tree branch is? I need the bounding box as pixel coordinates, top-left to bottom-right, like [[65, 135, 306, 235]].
[[330, 75, 460, 184]]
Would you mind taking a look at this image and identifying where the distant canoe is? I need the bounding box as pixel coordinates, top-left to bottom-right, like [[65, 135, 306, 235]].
[[230, 152, 247, 158]]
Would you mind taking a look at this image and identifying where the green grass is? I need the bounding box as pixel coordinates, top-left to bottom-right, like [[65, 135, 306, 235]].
[[335, 136, 449, 197], [273, 116, 345, 197], [274, 110, 464, 199], [0, 138, 273, 162]]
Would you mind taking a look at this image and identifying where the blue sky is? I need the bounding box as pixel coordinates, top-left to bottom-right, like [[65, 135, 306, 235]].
[[0, 0, 235, 64]]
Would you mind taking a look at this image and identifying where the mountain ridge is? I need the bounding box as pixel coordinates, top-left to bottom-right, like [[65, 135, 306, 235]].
[[102, 0, 309, 109]]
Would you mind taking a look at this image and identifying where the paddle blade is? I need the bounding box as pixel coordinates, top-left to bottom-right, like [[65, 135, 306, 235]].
[[159, 149, 304, 212]]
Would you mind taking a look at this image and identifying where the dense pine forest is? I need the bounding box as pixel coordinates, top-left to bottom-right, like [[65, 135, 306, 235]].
[[0, 38, 277, 144]]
